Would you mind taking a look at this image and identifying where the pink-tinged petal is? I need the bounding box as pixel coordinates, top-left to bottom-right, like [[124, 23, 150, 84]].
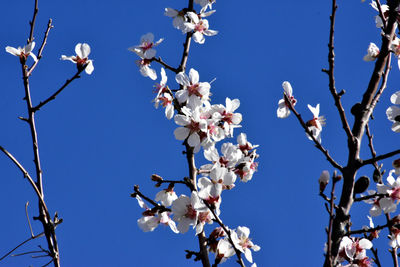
[[204, 29, 218, 36], [175, 72, 190, 86], [282, 81, 293, 96], [177, 218, 191, 234], [144, 48, 156, 59], [391, 91, 400, 104], [175, 89, 189, 104], [174, 114, 190, 126], [5, 46, 21, 56], [174, 127, 190, 140], [198, 177, 212, 190], [277, 99, 290, 118], [165, 105, 174, 120], [359, 239, 373, 249], [186, 12, 199, 24], [165, 7, 178, 17], [137, 216, 159, 232], [204, 147, 219, 162], [85, 60, 94, 74], [193, 31, 205, 44], [29, 53, 38, 62], [189, 68, 199, 84], [244, 249, 253, 263], [141, 32, 154, 43], [231, 113, 242, 125], [188, 132, 201, 147]]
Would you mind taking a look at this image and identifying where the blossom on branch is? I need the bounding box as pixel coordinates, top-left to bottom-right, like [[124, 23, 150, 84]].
[[363, 43, 379, 61], [128, 32, 163, 59], [184, 12, 218, 44], [165, 8, 186, 30], [61, 43, 94, 74], [231, 226, 260, 263], [306, 104, 325, 143], [175, 68, 210, 108], [153, 68, 174, 119], [135, 58, 157, 80], [277, 81, 296, 118], [338, 236, 373, 267], [6, 42, 37, 62], [386, 91, 400, 132], [370, 1, 388, 28]]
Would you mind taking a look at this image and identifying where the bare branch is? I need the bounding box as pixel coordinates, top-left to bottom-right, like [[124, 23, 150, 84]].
[[28, 0, 38, 43], [0, 232, 44, 261], [28, 19, 53, 76], [33, 69, 84, 112], [362, 149, 400, 166]]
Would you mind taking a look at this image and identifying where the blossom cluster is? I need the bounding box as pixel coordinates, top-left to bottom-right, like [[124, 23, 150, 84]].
[[131, 1, 260, 265], [337, 236, 373, 267]]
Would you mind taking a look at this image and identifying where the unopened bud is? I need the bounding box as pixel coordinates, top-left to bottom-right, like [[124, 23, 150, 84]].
[[151, 174, 163, 182], [354, 176, 370, 195], [319, 170, 330, 193]]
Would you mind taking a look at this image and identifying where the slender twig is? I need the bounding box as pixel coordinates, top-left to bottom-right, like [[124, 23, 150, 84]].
[[354, 193, 388, 202], [33, 69, 84, 112], [152, 57, 178, 73], [11, 250, 46, 257], [28, 0, 38, 43], [284, 94, 343, 171], [25, 202, 34, 237], [42, 258, 55, 267], [204, 202, 246, 267], [0, 233, 44, 261], [347, 223, 390, 235], [365, 123, 380, 172], [0, 146, 48, 211], [28, 19, 53, 76], [362, 149, 400, 166], [322, 0, 353, 141], [131, 185, 171, 212], [386, 213, 399, 267]]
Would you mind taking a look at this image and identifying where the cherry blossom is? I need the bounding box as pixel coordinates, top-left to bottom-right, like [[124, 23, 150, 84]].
[[173, 106, 208, 148], [128, 32, 163, 59], [386, 91, 400, 132], [135, 58, 157, 80], [231, 226, 260, 263], [363, 43, 379, 61], [369, 1, 389, 28], [61, 43, 94, 74], [5, 42, 37, 62], [277, 81, 296, 118], [306, 104, 325, 143], [204, 142, 242, 169], [171, 192, 209, 234], [215, 239, 235, 264], [338, 236, 373, 266], [198, 164, 236, 202], [184, 12, 218, 44], [195, 0, 216, 10], [237, 133, 259, 155], [212, 98, 243, 137], [389, 228, 400, 248], [155, 188, 178, 207], [175, 68, 210, 107], [153, 68, 174, 119], [165, 8, 186, 30]]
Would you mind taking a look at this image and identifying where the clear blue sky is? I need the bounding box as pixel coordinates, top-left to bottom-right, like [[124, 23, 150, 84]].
[[1, 0, 399, 266]]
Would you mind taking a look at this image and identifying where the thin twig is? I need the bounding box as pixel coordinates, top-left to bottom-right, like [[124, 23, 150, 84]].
[[28, 19, 53, 76], [11, 250, 46, 257], [326, 173, 339, 267], [322, 0, 353, 141], [131, 185, 171, 212], [371, 247, 382, 267], [33, 69, 84, 112], [152, 57, 178, 73], [354, 193, 388, 202], [375, 0, 387, 29], [284, 94, 343, 171], [386, 213, 399, 267], [28, 0, 38, 43], [362, 149, 400, 166], [0, 233, 44, 261], [25, 202, 34, 237]]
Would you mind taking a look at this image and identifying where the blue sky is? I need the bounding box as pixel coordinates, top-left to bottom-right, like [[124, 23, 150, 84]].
[[1, 0, 400, 266]]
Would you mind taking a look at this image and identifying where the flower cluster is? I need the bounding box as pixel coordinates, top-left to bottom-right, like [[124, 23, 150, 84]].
[[337, 236, 373, 267], [132, 1, 260, 265], [386, 91, 400, 132]]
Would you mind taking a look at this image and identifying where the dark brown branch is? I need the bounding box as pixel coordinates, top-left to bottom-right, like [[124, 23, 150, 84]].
[[347, 223, 390, 235], [33, 69, 83, 112], [362, 149, 400, 166], [284, 94, 343, 171], [28, 19, 53, 76], [152, 57, 178, 73], [365, 123, 380, 172], [28, 0, 38, 43], [354, 193, 388, 202], [131, 185, 171, 213], [323, 0, 353, 142], [386, 213, 399, 267]]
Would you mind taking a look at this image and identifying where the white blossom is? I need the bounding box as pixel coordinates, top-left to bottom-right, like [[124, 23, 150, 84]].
[[61, 43, 94, 74], [6, 41, 37, 62]]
